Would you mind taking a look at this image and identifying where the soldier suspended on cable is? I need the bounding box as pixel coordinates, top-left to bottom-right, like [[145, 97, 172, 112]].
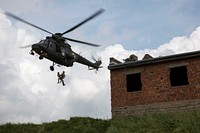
[[57, 71, 65, 86]]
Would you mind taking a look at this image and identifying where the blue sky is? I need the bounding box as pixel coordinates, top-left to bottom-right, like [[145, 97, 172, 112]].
[[1, 0, 200, 50], [0, 0, 200, 124]]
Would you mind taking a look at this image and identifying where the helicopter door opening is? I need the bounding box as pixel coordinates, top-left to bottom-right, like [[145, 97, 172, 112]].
[[47, 41, 56, 51], [60, 47, 66, 57]]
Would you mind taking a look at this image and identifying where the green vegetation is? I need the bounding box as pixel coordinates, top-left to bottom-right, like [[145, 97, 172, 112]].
[[1, 111, 200, 133]]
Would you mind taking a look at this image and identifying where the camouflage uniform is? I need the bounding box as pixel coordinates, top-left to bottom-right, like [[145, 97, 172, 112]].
[[57, 71, 65, 86]]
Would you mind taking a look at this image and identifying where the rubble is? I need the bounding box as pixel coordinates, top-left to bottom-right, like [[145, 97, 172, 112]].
[[123, 54, 138, 62], [142, 54, 153, 60], [109, 57, 122, 65]]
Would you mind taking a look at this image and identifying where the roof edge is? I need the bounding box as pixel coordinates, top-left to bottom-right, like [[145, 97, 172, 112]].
[[108, 50, 200, 70]]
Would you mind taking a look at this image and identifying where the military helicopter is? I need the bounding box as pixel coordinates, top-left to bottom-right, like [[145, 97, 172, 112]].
[[5, 9, 104, 71]]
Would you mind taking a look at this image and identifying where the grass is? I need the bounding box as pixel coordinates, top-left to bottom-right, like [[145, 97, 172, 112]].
[[107, 111, 200, 133], [1, 111, 200, 133]]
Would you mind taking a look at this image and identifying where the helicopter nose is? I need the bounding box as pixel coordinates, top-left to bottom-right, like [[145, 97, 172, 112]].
[[31, 43, 36, 48], [31, 43, 42, 53], [31, 43, 39, 49]]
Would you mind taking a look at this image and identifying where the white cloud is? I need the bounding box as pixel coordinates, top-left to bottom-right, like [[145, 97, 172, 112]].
[[107, 26, 200, 61], [0, 8, 200, 124], [0, 10, 111, 124], [156, 26, 200, 56], [17, 29, 38, 47]]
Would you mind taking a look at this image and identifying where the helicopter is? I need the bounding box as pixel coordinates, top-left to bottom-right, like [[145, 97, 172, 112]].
[[5, 9, 104, 71]]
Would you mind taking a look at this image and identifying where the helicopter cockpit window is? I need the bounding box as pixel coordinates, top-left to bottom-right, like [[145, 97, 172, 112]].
[[45, 40, 49, 45], [39, 40, 45, 44]]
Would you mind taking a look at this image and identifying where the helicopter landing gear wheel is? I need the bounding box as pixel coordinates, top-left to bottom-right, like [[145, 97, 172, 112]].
[[50, 62, 55, 71], [50, 66, 54, 71]]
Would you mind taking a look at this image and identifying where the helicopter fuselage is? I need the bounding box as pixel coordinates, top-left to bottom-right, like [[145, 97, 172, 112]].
[[5, 9, 104, 71], [31, 38, 101, 71]]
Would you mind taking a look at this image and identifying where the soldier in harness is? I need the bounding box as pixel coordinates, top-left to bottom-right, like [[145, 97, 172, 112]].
[[57, 71, 65, 86]]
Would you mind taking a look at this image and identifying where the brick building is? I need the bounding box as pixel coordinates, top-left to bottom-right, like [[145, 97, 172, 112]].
[[108, 50, 200, 117]]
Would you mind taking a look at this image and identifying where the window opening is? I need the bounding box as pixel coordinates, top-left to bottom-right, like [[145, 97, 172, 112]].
[[170, 66, 189, 87], [126, 73, 142, 92]]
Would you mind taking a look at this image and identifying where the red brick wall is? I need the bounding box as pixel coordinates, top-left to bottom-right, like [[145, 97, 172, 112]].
[[110, 56, 200, 116]]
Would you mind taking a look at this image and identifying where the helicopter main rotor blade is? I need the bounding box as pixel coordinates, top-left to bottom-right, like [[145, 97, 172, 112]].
[[19, 44, 33, 48], [61, 8, 104, 35], [5, 11, 53, 35], [65, 37, 100, 47]]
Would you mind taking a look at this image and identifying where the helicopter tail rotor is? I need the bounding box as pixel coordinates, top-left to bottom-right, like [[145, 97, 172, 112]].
[[91, 55, 101, 62], [89, 55, 102, 72], [94, 60, 102, 68]]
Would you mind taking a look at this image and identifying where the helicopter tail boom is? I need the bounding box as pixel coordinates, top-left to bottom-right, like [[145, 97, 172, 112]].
[[75, 53, 102, 70], [88, 60, 102, 71]]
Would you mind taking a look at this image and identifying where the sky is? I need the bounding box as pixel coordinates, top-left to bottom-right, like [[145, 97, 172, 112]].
[[0, 0, 200, 124]]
